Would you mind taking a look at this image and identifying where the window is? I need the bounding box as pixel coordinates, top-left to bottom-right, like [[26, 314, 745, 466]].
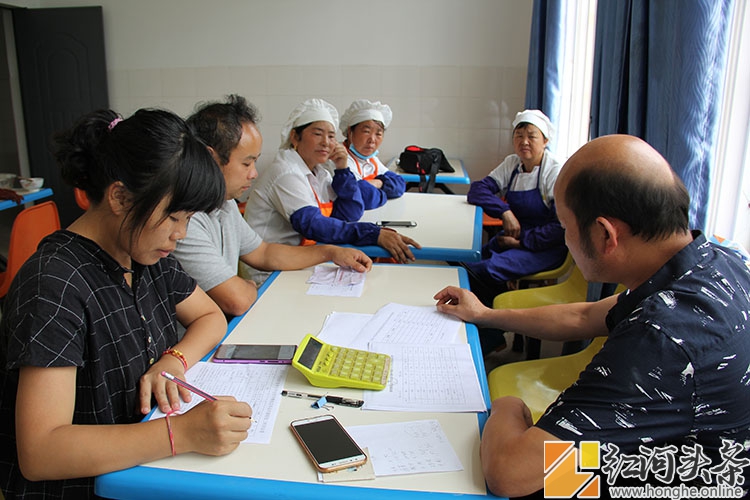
[[556, 0, 597, 160], [706, 0, 750, 249]]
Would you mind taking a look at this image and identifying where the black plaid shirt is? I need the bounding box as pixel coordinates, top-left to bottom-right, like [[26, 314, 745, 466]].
[[0, 230, 196, 499]]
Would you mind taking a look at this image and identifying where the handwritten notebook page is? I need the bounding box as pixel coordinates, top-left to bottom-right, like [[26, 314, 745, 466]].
[[149, 362, 287, 444], [346, 420, 463, 476]]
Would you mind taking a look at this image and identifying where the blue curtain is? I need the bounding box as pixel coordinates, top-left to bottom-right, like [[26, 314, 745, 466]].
[[590, 0, 734, 229], [524, 0, 565, 154]]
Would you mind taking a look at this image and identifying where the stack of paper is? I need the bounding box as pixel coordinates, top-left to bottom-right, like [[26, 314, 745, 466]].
[[317, 303, 487, 412]]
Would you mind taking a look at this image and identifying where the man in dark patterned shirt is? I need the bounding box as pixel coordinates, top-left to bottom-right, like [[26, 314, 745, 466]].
[[435, 135, 750, 498]]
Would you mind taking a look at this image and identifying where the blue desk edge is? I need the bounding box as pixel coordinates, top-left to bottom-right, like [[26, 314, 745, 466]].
[[0, 187, 54, 211], [95, 265, 497, 499], [347, 205, 483, 262]]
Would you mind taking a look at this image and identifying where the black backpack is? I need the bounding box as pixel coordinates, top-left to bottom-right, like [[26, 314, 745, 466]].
[[398, 145, 454, 193]]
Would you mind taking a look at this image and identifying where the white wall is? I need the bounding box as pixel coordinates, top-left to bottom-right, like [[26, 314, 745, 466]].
[[35, 0, 533, 182]]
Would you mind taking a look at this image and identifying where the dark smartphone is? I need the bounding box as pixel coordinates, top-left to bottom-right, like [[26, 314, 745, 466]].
[[213, 344, 297, 364], [290, 414, 367, 472], [375, 220, 417, 227]]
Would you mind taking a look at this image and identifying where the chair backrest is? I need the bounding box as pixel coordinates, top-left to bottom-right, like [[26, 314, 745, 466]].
[[74, 187, 90, 210], [0, 201, 61, 298], [487, 335, 608, 422], [517, 251, 575, 283], [494, 263, 588, 309]]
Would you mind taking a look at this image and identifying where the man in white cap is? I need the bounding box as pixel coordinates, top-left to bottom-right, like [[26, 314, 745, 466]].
[[243, 98, 420, 284], [464, 109, 567, 355], [174, 95, 373, 317], [340, 99, 405, 209]]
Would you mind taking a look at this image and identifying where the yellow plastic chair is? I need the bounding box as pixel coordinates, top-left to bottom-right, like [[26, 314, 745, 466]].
[[511, 251, 575, 289], [500, 258, 585, 358], [495, 266, 625, 359], [487, 336, 607, 423], [496, 262, 589, 311]]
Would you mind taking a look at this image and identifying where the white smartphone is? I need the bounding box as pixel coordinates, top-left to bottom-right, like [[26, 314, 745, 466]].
[[375, 220, 417, 227], [290, 414, 367, 472], [213, 344, 296, 364]]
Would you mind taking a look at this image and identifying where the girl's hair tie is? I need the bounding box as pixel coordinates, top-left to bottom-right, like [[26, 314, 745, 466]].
[[108, 117, 123, 131]]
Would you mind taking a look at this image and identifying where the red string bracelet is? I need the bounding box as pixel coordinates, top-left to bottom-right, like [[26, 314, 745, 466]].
[[163, 348, 188, 371], [165, 409, 177, 456]]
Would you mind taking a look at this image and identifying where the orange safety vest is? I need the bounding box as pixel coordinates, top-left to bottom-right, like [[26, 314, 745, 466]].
[[299, 178, 333, 246]]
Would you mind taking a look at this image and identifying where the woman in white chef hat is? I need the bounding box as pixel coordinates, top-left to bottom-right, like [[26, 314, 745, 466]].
[[340, 99, 406, 209], [243, 98, 420, 283], [464, 109, 567, 355]]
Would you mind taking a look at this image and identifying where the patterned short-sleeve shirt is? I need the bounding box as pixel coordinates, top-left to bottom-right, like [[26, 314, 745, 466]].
[[0, 230, 196, 499], [536, 232, 750, 487]]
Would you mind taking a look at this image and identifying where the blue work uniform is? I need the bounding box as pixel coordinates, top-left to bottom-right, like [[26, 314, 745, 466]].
[[464, 161, 567, 290]]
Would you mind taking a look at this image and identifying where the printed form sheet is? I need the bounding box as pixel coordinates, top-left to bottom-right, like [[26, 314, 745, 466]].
[[149, 362, 287, 444], [316, 303, 487, 412], [363, 342, 486, 412], [354, 303, 462, 346]]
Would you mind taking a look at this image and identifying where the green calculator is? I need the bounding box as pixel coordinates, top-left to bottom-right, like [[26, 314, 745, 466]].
[[292, 334, 391, 390]]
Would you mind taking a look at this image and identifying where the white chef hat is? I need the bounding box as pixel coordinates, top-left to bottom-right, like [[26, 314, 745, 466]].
[[512, 109, 554, 142], [280, 98, 339, 149], [339, 99, 392, 136]]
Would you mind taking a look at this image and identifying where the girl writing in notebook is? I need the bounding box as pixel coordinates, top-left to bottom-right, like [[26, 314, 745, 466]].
[[0, 108, 252, 499]]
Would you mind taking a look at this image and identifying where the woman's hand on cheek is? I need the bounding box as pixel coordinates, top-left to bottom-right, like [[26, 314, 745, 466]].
[[330, 143, 349, 170]]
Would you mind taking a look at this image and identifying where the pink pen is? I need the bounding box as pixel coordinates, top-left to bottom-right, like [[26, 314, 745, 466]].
[[160, 371, 257, 423], [161, 371, 217, 400]]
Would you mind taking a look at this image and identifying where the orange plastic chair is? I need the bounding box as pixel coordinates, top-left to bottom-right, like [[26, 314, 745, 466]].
[[482, 212, 503, 227], [74, 187, 89, 210], [482, 212, 503, 239], [0, 201, 61, 298]]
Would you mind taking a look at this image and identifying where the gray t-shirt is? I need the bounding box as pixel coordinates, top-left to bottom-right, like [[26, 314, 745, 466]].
[[173, 199, 263, 292]]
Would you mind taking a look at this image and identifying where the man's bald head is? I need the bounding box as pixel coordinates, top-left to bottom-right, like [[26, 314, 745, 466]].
[[559, 135, 676, 189], [556, 135, 690, 246]]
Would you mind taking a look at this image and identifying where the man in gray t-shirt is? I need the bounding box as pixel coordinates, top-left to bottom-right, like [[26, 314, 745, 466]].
[[174, 95, 372, 317]]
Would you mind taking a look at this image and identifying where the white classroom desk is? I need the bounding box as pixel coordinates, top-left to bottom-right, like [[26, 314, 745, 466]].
[[353, 192, 482, 262], [95, 264, 495, 500], [387, 157, 470, 194]]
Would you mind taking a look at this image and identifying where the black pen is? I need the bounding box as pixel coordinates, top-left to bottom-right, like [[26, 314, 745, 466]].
[[281, 390, 364, 408]]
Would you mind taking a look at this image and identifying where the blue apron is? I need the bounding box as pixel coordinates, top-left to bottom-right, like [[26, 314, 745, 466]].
[[465, 163, 567, 286]]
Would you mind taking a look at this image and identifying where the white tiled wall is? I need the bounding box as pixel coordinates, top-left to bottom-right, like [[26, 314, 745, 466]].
[[108, 64, 527, 187], [32, 0, 533, 185]]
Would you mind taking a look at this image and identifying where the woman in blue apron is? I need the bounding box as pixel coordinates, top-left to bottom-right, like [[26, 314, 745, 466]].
[[464, 110, 567, 353]]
